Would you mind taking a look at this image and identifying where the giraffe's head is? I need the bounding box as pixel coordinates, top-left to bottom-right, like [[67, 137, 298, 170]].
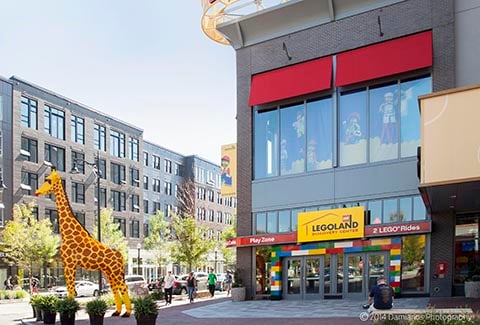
[[35, 168, 61, 197]]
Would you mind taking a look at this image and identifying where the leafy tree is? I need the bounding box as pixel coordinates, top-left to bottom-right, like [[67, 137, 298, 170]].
[[1, 202, 60, 279], [92, 208, 128, 262], [170, 214, 215, 271], [143, 210, 172, 270], [220, 223, 237, 269]]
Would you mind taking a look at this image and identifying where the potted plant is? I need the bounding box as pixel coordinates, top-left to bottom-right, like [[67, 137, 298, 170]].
[[30, 294, 43, 321], [85, 298, 108, 325], [231, 269, 246, 302], [39, 295, 58, 324], [132, 295, 159, 325], [55, 297, 80, 325]]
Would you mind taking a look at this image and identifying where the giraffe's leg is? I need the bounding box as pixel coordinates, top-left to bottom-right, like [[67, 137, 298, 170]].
[[119, 283, 132, 318], [64, 266, 77, 299], [105, 273, 122, 316]]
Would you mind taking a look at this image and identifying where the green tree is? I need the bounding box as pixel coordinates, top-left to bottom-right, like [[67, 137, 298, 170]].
[[170, 214, 215, 271], [220, 223, 237, 269], [143, 211, 172, 270], [92, 208, 128, 262], [1, 202, 60, 279]]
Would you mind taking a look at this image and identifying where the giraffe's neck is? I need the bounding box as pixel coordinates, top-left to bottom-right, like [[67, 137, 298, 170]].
[[52, 182, 86, 234]]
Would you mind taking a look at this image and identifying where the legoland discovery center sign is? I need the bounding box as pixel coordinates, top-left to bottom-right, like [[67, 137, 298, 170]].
[[298, 207, 364, 243]]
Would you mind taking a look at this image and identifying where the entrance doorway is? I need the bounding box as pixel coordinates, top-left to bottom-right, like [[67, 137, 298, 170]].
[[283, 252, 389, 300]]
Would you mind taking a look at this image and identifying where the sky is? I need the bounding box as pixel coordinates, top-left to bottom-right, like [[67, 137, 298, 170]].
[[0, 0, 236, 164]]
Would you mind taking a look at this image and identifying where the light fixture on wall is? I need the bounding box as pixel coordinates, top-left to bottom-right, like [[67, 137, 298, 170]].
[[282, 42, 292, 60]]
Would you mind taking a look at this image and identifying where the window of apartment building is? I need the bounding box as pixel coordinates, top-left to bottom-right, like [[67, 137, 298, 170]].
[[130, 219, 140, 238], [110, 129, 125, 158], [131, 194, 140, 212], [114, 217, 126, 237], [144, 223, 149, 237], [130, 168, 140, 187], [174, 184, 178, 198], [175, 163, 184, 176], [98, 158, 106, 179], [44, 105, 65, 140], [208, 190, 214, 202], [71, 151, 85, 174], [153, 155, 161, 169], [153, 201, 161, 214], [195, 167, 206, 183], [208, 209, 214, 222], [164, 204, 172, 218], [21, 171, 38, 195], [143, 152, 149, 166], [197, 208, 206, 221], [253, 75, 431, 178], [110, 163, 126, 185], [164, 159, 172, 173], [21, 96, 37, 129], [94, 124, 106, 151], [143, 176, 149, 190], [72, 182, 85, 204], [94, 187, 107, 208], [74, 212, 86, 227], [21, 137, 38, 163], [46, 209, 59, 234], [196, 187, 206, 200], [111, 190, 126, 211], [216, 192, 222, 205], [129, 137, 139, 161], [144, 200, 149, 214], [45, 144, 65, 171], [152, 178, 161, 192], [164, 182, 172, 196], [71, 115, 85, 144], [216, 211, 223, 224]]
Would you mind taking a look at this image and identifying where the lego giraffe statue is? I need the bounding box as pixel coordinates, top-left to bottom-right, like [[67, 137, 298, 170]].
[[35, 168, 131, 317]]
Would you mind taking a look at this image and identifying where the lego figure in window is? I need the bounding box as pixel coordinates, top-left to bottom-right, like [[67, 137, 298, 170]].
[[379, 92, 396, 144], [343, 112, 362, 144], [221, 155, 232, 186], [292, 111, 305, 139]]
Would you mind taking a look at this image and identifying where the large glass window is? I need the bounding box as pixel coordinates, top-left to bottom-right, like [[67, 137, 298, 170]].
[[72, 182, 85, 204], [369, 83, 399, 162], [112, 190, 126, 212], [369, 200, 382, 224], [306, 97, 333, 171], [71, 151, 85, 174], [129, 137, 139, 161], [384, 198, 398, 223], [266, 211, 277, 233], [399, 197, 413, 222], [401, 235, 426, 292], [413, 196, 427, 220], [71, 115, 85, 144], [400, 76, 432, 157], [256, 212, 266, 234], [21, 96, 37, 129], [254, 108, 278, 179], [21, 137, 38, 163], [44, 105, 65, 140], [110, 163, 126, 185], [21, 171, 38, 196], [280, 103, 305, 175], [278, 210, 291, 232], [339, 89, 367, 166]]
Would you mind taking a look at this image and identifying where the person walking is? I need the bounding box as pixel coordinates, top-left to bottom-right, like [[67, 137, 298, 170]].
[[163, 271, 175, 305], [366, 276, 394, 313], [207, 269, 217, 298], [186, 272, 197, 303], [224, 270, 233, 296], [4, 276, 12, 290]]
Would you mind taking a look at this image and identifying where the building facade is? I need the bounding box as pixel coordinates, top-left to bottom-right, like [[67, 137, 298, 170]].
[[208, 0, 480, 300]]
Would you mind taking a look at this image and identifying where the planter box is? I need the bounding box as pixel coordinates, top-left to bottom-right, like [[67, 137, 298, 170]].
[[231, 287, 246, 302]]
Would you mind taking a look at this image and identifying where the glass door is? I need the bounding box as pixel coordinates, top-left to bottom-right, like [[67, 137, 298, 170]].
[[345, 254, 364, 298], [344, 252, 389, 299], [283, 256, 324, 299], [284, 257, 302, 299]]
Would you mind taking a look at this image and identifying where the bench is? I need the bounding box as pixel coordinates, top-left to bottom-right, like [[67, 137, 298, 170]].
[[369, 308, 475, 324]]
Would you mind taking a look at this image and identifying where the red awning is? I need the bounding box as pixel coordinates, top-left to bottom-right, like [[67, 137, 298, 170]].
[[249, 56, 332, 106], [335, 31, 432, 87]]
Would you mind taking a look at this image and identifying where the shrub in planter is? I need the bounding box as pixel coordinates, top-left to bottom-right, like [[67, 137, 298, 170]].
[[30, 294, 43, 320], [231, 269, 246, 302], [55, 297, 80, 325], [86, 298, 108, 325], [39, 295, 58, 324], [132, 295, 159, 325]]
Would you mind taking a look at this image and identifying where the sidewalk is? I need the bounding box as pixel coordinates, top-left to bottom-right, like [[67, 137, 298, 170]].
[[18, 294, 480, 325]]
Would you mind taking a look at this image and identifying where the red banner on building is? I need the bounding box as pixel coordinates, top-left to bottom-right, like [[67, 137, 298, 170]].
[[226, 233, 297, 247], [364, 221, 431, 237]]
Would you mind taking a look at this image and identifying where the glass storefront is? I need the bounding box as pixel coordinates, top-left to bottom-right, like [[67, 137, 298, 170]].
[[454, 216, 480, 284], [401, 234, 426, 292]]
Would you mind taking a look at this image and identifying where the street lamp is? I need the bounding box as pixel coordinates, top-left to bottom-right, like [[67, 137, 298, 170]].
[[71, 152, 103, 294], [137, 243, 141, 275]]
